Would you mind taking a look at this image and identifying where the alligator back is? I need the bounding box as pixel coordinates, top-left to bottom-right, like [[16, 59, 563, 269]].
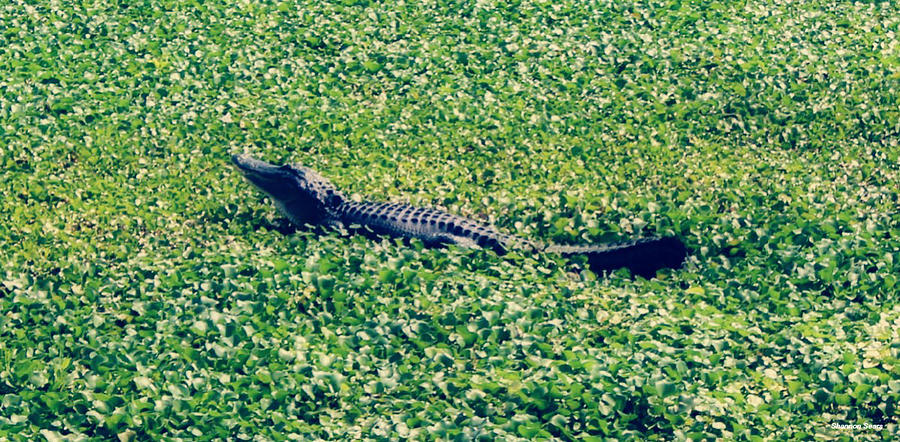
[[336, 200, 687, 278], [336, 200, 526, 254]]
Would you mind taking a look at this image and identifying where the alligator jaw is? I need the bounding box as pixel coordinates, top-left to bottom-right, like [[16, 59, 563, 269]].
[[232, 154, 280, 178], [231, 154, 297, 200]]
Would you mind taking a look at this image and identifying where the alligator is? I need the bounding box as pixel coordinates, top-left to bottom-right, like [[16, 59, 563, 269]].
[[232, 154, 687, 278]]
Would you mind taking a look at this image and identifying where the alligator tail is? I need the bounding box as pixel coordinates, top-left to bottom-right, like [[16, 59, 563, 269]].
[[546, 236, 687, 278]]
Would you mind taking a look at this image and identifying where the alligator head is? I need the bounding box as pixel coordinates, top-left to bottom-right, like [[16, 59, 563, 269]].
[[232, 154, 344, 226]]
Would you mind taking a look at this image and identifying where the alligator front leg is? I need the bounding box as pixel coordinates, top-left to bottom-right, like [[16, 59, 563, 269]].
[[323, 218, 346, 231]]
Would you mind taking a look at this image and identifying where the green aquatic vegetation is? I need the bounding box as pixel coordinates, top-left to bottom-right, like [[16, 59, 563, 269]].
[[1, 0, 898, 439]]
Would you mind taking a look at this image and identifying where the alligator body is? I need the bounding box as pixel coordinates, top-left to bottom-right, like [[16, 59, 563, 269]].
[[232, 154, 687, 277]]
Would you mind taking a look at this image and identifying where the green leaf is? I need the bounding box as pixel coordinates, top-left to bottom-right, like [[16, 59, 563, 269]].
[[655, 380, 677, 397]]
